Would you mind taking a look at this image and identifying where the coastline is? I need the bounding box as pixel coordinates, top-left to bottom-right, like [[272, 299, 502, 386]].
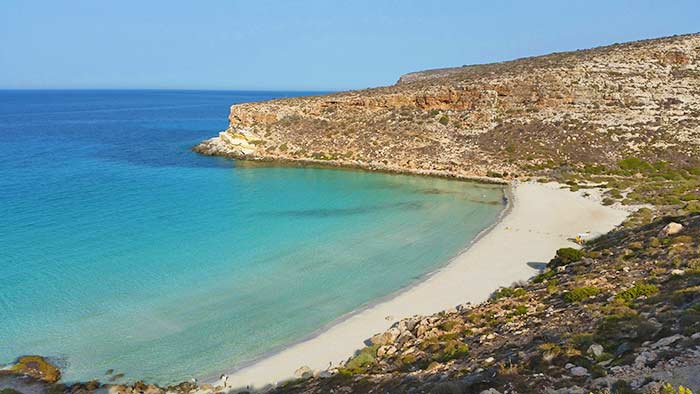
[[213, 181, 630, 391], [193, 142, 510, 185]]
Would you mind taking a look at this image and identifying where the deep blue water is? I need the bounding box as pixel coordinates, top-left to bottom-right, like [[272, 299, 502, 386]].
[[0, 90, 505, 384]]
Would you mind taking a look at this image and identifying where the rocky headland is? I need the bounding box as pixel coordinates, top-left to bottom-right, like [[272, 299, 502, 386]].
[[4, 33, 700, 394], [194, 34, 700, 184]]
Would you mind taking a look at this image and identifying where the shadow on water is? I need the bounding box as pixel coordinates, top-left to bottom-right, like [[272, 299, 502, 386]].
[[258, 201, 425, 218]]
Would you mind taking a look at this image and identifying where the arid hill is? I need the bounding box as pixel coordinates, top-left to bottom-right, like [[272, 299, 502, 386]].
[[195, 34, 700, 180]]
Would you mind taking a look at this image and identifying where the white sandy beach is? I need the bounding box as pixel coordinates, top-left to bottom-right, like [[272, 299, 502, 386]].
[[220, 181, 630, 391]]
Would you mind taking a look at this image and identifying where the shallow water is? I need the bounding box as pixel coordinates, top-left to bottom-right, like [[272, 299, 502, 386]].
[[0, 90, 505, 384]]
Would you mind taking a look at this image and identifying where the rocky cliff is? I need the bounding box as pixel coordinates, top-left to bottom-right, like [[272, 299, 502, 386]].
[[195, 34, 700, 180]]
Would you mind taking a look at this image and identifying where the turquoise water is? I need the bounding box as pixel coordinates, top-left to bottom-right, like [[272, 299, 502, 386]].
[[0, 90, 505, 384]]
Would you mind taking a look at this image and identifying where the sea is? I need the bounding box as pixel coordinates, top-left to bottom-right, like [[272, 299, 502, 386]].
[[0, 90, 505, 384]]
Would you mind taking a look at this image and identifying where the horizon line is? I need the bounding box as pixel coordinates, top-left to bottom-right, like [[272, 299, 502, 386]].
[[0, 87, 341, 93]]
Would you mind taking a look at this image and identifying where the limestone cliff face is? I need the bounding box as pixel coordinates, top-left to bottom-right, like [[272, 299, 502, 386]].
[[195, 34, 700, 178]]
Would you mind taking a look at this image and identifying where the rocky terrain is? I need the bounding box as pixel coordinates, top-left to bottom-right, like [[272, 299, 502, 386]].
[[195, 33, 700, 182], [269, 212, 700, 393], [4, 34, 700, 394]]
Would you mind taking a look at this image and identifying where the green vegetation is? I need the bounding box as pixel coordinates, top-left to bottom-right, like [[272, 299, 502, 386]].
[[568, 332, 594, 352], [493, 287, 527, 299], [594, 312, 659, 350], [533, 269, 556, 283], [685, 200, 700, 213], [0, 389, 23, 394], [434, 340, 468, 362], [438, 115, 449, 125], [563, 286, 600, 303], [618, 157, 653, 174], [438, 320, 460, 332], [513, 304, 528, 316], [339, 345, 379, 375], [614, 283, 659, 304], [548, 247, 584, 268], [612, 380, 634, 394]]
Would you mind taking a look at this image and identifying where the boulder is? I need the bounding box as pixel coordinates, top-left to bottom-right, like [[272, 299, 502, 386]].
[[634, 350, 657, 367], [376, 346, 388, 358], [370, 328, 400, 346], [587, 343, 604, 357], [396, 318, 418, 333], [396, 330, 416, 347], [650, 334, 685, 349], [663, 222, 683, 236], [570, 366, 589, 377], [294, 365, 313, 379], [8, 355, 61, 383], [546, 386, 588, 394]]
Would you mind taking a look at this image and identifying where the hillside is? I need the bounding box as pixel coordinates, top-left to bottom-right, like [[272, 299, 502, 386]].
[[195, 34, 700, 183]]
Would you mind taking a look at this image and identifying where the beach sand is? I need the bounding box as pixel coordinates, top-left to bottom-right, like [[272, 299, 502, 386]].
[[220, 181, 630, 390]]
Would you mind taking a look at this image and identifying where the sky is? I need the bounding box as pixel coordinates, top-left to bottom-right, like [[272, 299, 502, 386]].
[[1, 1, 699, 91]]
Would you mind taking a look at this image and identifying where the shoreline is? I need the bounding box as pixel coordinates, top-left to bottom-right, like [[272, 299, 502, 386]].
[[203, 182, 514, 388], [193, 142, 510, 185], [211, 181, 630, 391]]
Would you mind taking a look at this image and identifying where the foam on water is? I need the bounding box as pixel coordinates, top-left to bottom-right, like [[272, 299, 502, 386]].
[[0, 90, 505, 384]]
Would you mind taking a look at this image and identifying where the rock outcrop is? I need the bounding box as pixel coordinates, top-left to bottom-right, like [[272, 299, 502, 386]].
[[195, 33, 700, 180]]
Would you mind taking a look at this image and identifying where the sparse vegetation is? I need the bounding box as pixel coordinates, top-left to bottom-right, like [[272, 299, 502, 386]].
[[562, 286, 601, 303], [614, 283, 659, 304], [548, 247, 584, 268]]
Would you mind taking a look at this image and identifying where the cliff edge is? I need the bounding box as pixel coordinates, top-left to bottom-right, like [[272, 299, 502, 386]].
[[195, 34, 700, 181]]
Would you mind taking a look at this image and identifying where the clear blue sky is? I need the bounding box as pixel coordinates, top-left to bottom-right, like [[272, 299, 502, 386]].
[[1, 0, 698, 91]]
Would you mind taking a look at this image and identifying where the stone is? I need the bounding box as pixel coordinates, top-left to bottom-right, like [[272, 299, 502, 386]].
[[650, 334, 685, 349], [399, 318, 418, 333], [587, 343, 604, 357], [456, 303, 471, 312], [9, 355, 61, 383], [634, 350, 657, 367], [484, 357, 495, 364], [385, 346, 398, 356], [396, 330, 416, 347], [370, 328, 400, 346], [671, 269, 686, 276], [615, 342, 634, 356], [416, 324, 430, 338], [570, 366, 588, 377], [691, 332, 700, 340], [479, 389, 502, 394], [663, 222, 683, 236], [546, 386, 587, 394], [294, 365, 313, 379]]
